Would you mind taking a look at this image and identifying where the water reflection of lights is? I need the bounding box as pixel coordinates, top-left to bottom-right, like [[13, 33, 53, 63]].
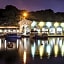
[[18, 39, 24, 57], [23, 50, 27, 64], [37, 40, 40, 46], [54, 44, 59, 57], [42, 40, 48, 46], [17, 39, 19, 49], [39, 44, 44, 59], [0, 37, 64, 60], [61, 43, 64, 57], [4, 40, 7, 49], [57, 38, 62, 48], [0, 39, 1, 49], [49, 38, 55, 48], [24, 38, 27, 50], [46, 44, 52, 58], [31, 43, 36, 59]]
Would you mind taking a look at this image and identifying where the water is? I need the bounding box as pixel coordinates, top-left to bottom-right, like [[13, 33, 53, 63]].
[[0, 37, 64, 64]]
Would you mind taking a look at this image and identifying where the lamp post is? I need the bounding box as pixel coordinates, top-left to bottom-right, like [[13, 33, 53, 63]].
[[22, 12, 28, 35], [23, 12, 28, 19]]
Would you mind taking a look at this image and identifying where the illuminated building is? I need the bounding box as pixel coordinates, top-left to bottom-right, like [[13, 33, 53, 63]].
[[0, 20, 64, 36]]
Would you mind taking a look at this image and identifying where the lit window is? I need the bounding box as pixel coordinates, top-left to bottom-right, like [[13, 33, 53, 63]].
[[54, 22, 59, 27], [4, 29, 7, 32], [0, 29, 2, 33], [42, 26, 48, 33], [61, 22, 64, 28], [31, 21, 37, 28], [13, 30, 16, 33], [49, 27, 55, 34], [56, 26, 62, 34], [46, 22, 52, 28], [8, 29, 11, 32], [38, 22, 45, 27]]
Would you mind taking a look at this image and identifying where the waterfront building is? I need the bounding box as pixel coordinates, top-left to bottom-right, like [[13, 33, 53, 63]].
[[0, 20, 64, 36]]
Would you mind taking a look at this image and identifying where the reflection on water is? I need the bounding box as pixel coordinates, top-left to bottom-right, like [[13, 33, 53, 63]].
[[54, 43, 59, 57], [39, 44, 44, 59], [23, 50, 27, 64], [18, 37, 64, 63], [31, 42, 36, 59], [61, 43, 64, 57], [0, 37, 64, 64], [46, 43, 51, 58]]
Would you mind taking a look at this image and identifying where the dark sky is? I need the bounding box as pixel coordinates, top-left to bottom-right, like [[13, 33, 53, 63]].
[[0, 0, 64, 12]]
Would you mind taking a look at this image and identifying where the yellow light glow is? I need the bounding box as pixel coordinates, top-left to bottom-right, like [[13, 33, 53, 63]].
[[54, 44, 59, 57], [39, 45, 44, 59], [54, 22, 59, 27], [0, 39, 1, 49], [61, 23, 64, 27], [23, 50, 27, 64], [23, 12, 28, 18], [38, 22, 45, 27]]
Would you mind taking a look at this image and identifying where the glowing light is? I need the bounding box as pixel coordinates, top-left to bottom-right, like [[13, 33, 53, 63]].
[[0, 39, 1, 49], [46, 22, 52, 28], [4, 40, 7, 49], [61, 22, 64, 27], [17, 39, 19, 49], [17, 30, 19, 33], [31, 21, 37, 28], [23, 50, 27, 64], [4, 29, 7, 33], [38, 22, 45, 27], [56, 27, 62, 34], [54, 22, 59, 27], [24, 38, 27, 50], [23, 12, 28, 18], [49, 39, 54, 48], [61, 43, 64, 57], [37, 40, 40, 46], [46, 44, 52, 57], [39, 44, 44, 59], [37, 29, 40, 33], [49, 27, 55, 34], [13, 30, 16, 33], [0, 29, 2, 33], [31, 44, 36, 59], [8, 29, 11, 32], [42, 26, 48, 33], [57, 38, 62, 48], [54, 44, 59, 57]]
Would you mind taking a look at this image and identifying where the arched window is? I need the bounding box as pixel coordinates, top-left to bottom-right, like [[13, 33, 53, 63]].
[[56, 26, 62, 35], [42, 26, 48, 33], [31, 21, 37, 29], [49, 26, 55, 35]]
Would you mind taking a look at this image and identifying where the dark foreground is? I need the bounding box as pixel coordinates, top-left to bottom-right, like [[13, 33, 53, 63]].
[[0, 50, 64, 64]]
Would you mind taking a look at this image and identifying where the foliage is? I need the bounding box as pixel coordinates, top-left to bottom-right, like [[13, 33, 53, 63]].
[[0, 5, 64, 26]]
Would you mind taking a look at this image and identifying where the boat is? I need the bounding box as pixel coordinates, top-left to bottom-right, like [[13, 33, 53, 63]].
[[5, 33, 21, 42]]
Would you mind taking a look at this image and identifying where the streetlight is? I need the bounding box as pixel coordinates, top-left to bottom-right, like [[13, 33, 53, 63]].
[[23, 12, 28, 19]]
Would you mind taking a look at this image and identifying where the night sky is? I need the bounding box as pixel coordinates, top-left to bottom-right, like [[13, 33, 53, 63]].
[[0, 0, 64, 12]]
